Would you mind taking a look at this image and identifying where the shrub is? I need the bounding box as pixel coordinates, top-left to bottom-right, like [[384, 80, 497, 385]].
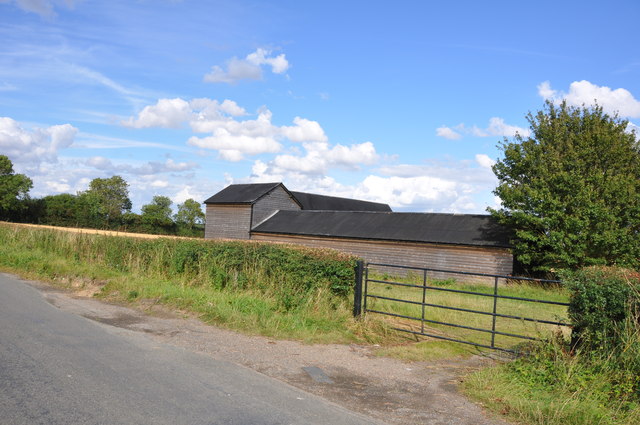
[[563, 266, 640, 351]]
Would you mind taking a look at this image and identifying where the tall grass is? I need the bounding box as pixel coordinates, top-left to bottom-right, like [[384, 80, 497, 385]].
[[0, 223, 379, 343], [463, 327, 640, 425], [462, 269, 640, 425]]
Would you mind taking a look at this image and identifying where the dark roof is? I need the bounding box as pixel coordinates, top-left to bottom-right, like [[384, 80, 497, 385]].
[[252, 210, 512, 248], [290, 191, 391, 212], [204, 183, 285, 204]]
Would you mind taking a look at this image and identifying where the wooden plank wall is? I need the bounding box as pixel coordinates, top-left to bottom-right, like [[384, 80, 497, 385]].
[[252, 186, 300, 227], [251, 233, 513, 281], [205, 204, 252, 239]]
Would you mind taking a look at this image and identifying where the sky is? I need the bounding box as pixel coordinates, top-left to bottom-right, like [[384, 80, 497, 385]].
[[1, 0, 639, 214]]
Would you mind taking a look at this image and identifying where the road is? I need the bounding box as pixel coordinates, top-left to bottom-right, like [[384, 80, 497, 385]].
[[0, 273, 382, 425]]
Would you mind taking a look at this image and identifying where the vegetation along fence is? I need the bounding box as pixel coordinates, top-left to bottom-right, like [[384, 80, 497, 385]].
[[353, 261, 570, 352]]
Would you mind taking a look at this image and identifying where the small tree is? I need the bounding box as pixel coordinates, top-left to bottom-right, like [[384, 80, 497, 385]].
[[175, 198, 205, 230], [0, 155, 33, 220], [490, 101, 640, 273], [141, 195, 174, 233]]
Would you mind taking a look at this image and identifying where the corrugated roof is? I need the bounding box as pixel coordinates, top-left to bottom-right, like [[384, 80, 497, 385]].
[[252, 210, 512, 248], [203, 183, 283, 204], [290, 191, 392, 212]]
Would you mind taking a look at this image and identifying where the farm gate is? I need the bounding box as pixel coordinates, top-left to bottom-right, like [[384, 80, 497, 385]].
[[353, 261, 570, 352]]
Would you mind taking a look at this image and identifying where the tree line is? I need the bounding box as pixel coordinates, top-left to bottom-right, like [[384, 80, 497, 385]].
[[0, 163, 205, 237]]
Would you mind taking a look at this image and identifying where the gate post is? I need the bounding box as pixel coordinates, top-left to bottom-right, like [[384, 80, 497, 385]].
[[353, 260, 364, 317]]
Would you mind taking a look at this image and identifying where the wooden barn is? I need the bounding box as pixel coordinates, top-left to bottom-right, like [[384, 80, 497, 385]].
[[204, 183, 513, 276]]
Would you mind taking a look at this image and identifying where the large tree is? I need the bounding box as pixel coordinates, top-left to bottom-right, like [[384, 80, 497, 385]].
[[0, 155, 33, 220], [82, 176, 132, 228], [490, 101, 640, 273], [175, 198, 205, 230]]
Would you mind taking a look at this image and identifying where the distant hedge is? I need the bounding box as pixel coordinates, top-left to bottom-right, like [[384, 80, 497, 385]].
[[0, 224, 359, 311]]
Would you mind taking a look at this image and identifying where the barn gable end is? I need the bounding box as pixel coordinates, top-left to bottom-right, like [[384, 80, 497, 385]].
[[203, 183, 301, 240]]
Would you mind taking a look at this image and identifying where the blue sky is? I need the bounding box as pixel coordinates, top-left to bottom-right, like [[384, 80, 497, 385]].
[[1, 0, 639, 213]]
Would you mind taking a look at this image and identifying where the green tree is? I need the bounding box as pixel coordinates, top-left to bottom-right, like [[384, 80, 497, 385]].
[[175, 198, 205, 230], [41, 193, 78, 226], [140, 195, 174, 233], [83, 176, 132, 228], [0, 155, 33, 220], [490, 101, 640, 273]]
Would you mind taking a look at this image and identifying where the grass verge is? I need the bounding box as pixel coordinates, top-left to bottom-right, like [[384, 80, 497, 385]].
[[462, 335, 640, 425], [0, 223, 390, 344]]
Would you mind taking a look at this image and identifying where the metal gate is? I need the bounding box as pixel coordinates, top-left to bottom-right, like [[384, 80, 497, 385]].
[[353, 261, 570, 352]]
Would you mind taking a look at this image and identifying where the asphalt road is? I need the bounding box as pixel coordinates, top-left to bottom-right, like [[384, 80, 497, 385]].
[[0, 273, 381, 425]]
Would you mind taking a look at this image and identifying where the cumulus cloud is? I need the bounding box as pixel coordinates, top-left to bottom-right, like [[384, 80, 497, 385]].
[[436, 118, 529, 140], [0, 117, 77, 164], [481, 117, 529, 137], [204, 48, 290, 84], [125, 97, 329, 161], [475, 153, 495, 168], [281, 117, 328, 143], [256, 140, 379, 175], [244, 156, 497, 213], [538, 80, 640, 118], [436, 126, 462, 140], [121, 98, 191, 128]]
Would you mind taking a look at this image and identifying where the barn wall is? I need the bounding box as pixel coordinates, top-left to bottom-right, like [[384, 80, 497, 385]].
[[252, 186, 300, 227], [205, 204, 252, 239], [251, 233, 513, 280]]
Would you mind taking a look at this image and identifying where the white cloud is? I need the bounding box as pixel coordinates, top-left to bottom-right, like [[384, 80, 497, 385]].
[[125, 98, 329, 161], [484, 117, 528, 137], [246, 157, 496, 213], [436, 118, 529, 140], [436, 126, 462, 140], [86, 156, 198, 175], [538, 80, 640, 118], [122, 98, 191, 128], [281, 117, 328, 143], [475, 153, 495, 169], [246, 48, 289, 74], [0, 117, 77, 164], [257, 140, 379, 175], [188, 133, 282, 161], [150, 180, 169, 188], [204, 48, 289, 84]]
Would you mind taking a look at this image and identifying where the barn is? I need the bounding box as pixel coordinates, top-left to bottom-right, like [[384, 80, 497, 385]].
[[203, 183, 513, 276]]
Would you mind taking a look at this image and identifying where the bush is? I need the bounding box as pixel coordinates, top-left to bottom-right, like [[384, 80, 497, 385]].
[[563, 266, 640, 351]]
